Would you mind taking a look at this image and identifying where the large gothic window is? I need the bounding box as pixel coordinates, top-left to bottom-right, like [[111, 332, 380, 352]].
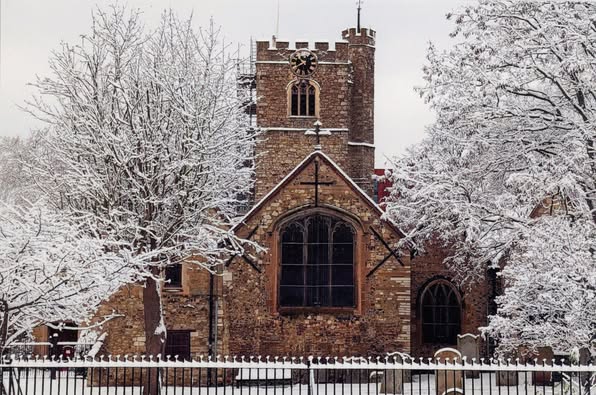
[[279, 214, 355, 308], [289, 80, 317, 117], [421, 281, 461, 344]]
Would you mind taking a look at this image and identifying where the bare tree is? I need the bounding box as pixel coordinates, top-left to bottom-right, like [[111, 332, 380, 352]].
[[24, 6, 257, 387], [386, 0, 596, 354], [0, 201, 130, 354]]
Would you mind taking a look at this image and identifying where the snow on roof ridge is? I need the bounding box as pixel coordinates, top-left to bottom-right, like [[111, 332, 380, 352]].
[[231, 151, 318, 232], [316, 151, 384, 215], [231, 150, 407, 240]]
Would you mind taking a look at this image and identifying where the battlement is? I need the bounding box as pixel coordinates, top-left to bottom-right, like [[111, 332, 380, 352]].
[[256, 38, 350, 62], [341, 27, 376, 46]]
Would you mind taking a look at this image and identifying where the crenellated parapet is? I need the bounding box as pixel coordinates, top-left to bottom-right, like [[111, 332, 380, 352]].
[[256, 39, 350, 63], [341, 27, 376, 46]]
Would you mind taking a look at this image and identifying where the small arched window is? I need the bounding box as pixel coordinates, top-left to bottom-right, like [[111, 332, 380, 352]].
[[289, 80, 318, 117], [279, 214, 355, 308], [421, 281, 461, 344]]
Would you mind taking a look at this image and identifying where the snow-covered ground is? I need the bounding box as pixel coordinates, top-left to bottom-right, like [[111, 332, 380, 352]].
[[1, 370, 582, 395]]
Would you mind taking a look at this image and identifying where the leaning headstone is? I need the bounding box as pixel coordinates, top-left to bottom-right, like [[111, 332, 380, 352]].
[[434, 348, 463, 395], [457, 333, 480, 378], [532, 346, 554, 385]]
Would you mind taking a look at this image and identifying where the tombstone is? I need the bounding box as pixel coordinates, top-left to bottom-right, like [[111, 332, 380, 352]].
[[457, 333, 480, 378], [442, 389, 464, 395], [380, 352, 411, 394], [532, 346, 554, 385], [434, 348, 463, 395], [578, 347, 592, 385], [495, 370, 518, 386]]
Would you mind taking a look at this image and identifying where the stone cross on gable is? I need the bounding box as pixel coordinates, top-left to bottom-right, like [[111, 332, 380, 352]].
[[305, 120, 330, 151]]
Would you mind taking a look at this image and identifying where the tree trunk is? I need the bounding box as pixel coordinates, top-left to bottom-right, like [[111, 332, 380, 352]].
[[143, 271, 166, 395], [0, 301, 9, 359]]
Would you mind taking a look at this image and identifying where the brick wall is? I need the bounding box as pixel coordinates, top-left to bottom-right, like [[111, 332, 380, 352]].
[[410, 243, 490, 358], [91, 265, 225, 359], [254, 28, 376, 199], [226, 154, 411, 357]]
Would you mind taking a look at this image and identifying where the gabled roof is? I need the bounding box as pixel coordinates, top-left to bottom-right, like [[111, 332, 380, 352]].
[[232, 150, 406, 238]]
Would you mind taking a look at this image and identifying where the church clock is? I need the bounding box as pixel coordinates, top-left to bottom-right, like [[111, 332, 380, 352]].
[[289, 49, 318, 77]]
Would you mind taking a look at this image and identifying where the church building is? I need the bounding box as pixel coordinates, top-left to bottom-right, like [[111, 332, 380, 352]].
[[224, 26, 491, 358], [42, 24, 492, 361]]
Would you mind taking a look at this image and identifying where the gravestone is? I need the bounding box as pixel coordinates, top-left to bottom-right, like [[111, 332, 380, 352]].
[[434, 348, 463, 395], [443, 389, 464, 395], [578, 347, 591, 385], [495, 370, 518, 386], [495, 352, 518, 386], [532, 346, 554, 385], [578, 347, 591, 365], [457, 333, 480, 378], [380, 352, 411, 394]]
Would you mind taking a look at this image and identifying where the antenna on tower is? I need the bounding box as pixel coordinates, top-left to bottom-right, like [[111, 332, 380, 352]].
[[356, 0, 363, 33], [275, 0, 280, 39]]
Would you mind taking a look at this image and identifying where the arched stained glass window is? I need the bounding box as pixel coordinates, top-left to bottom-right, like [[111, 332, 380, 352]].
[[421, 281, 461, 344], [289, 80, 318, 117], [279, 214, 355, 308]]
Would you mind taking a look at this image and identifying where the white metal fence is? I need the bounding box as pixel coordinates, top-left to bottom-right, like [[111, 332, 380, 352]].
[[0, 355, 593, 395]]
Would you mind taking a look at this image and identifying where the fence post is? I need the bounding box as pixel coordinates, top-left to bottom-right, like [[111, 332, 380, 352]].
[[307, 356, 314, 395]]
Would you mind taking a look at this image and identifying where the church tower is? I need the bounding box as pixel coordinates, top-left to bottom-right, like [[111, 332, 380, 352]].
[[253, 28, 376, 198], [226, 26, 411, 357]]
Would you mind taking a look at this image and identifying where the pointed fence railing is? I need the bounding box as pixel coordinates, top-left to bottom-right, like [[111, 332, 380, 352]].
[[0, 354, 593, 395]]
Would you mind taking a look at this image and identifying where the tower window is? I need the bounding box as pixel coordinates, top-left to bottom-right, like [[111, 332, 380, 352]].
[[420, 280, 461, 344], [289, 80, 318, 117], [279, 214, 355, 308]]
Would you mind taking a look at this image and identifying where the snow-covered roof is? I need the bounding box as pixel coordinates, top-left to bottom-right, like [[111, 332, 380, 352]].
[[232, 150, 405, 238]]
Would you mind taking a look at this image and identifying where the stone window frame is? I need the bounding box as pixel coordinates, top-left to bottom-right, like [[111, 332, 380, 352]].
[[286, 79, 320, 118], [164, 263, 183, 290], [271, 207, 364, 316], [419, 279, 462, 345], [164, 330, 191, 361]]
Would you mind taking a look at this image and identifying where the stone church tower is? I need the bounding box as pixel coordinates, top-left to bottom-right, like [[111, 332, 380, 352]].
[[225, 27, 413, 356], [253, 27, 376, 199]]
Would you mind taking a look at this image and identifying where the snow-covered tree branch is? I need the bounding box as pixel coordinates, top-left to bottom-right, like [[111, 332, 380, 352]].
[[386, 0, 596, 354], [24, 5, 258, 375], [0, 201, 130, 353]]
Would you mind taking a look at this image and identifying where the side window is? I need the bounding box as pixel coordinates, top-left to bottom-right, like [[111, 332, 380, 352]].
[[165, 330, 191, 361], [164, 264, 182, 289], [421, 281, 461, 344], [288, 80, 318, 117]]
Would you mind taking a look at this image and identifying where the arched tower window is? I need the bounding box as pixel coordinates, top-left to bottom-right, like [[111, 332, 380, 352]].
[[420, 280, 461, 344], [288, 80, 318, 117], [279, 214, 355, 308]]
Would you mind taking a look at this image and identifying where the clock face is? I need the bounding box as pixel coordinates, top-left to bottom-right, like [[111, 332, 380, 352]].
[[289, 50, 318, 77]]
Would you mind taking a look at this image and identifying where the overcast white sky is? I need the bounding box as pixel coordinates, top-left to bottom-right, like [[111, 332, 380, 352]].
[[0, 0, 470, 166]]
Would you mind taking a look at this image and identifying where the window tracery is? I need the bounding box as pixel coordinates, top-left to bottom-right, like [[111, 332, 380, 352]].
[[279, 214, 355, 308], [289, 80, 318, 117], [420, 280, 462, 344]]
